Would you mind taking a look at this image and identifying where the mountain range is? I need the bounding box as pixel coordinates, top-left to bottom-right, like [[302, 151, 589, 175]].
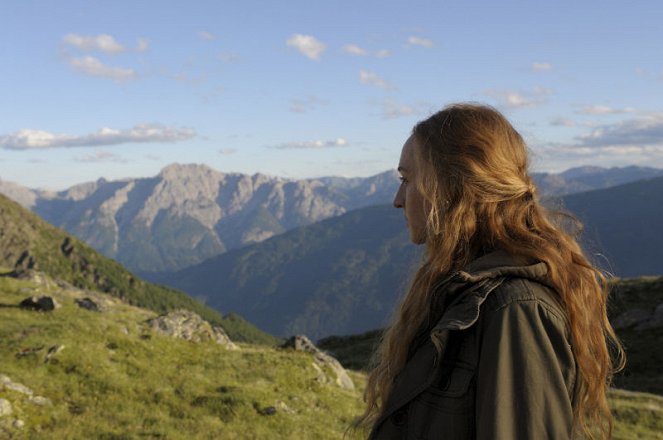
[[145, 175, 663, 339], [1, 164, 661, 275]]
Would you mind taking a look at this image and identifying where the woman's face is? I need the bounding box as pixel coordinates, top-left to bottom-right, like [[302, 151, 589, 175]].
[[393, 135, 429, 244]]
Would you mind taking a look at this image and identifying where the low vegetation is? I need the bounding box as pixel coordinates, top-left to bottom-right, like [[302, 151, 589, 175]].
[[1, 273, 662, 438], [0, 273, 363, 439]]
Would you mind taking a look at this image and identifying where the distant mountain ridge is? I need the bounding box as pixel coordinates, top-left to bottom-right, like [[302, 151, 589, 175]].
[[1, 164, 661, 274], [145, 175, 663, 339]]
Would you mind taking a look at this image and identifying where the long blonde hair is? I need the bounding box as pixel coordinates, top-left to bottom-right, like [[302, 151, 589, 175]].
[[356, 103, 624, 438]]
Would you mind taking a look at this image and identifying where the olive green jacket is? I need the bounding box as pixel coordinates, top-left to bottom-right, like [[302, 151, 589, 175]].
[[369, 251, 576, 439]]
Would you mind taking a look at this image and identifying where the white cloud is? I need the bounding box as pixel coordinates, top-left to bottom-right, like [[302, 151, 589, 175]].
[[359, 69, 394, 90], [63, 33, 125, 54], [406, 36, 433, 48], [577, 105, 637, 115], [0, 124, 195, 150], [197, 31, 217, 41], [218, 148, 237, 155], [343, 44, 368, 56], [532, 62, 552, 72], [380, 99, 430, 119], [289, 96, 328, 114], [136, 38, 149, 52], [286, 34, 326, 60], [342, 44, 392, 58], [484, 87, 554, 109], [75, 151, 128, 163], [68, 56, 137, 80], [271, 138, 348, 150], [576, 113, 663, 147]]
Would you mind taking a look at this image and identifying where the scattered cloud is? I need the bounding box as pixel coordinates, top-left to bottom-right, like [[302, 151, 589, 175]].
[[532, 62, 552, 72], [270, 138, 348, 150], [63, 33, 125, 54], [67, 56, 137, 80], [405, 36, 433, 48], [218, 148, 237, 155], [136, 38, 149, 52], [576, 113, 663, 147], [289, 96, 328, 113], [145, 154, 161, 161], [343, 44, 368, 56], [0, 124, 195, 150], [576, 105, 637, 115], [359, 69, 394, 90], [197, 31, 217, 41], [380, 99, 430, 119], [484, 87, 554, 109], [75, 151, 128, 163], [341, 44, 391, 58], [286, 34, 326, 60]]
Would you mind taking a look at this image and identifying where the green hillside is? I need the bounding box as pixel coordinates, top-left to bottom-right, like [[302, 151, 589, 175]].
[[0, 194, 277, 345], [0, 272, 363, 439], [1, 273, 660, 439]]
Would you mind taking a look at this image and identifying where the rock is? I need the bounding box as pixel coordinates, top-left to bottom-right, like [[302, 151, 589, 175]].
[[281, 335, 354, 390], [28, 396, 52, 406], [0, 399, 11, 417], [0, 375, 33, 396], [612, 308, 652, 330], [75, 297, 100, 312], [13, 419, 24, 429], [18, 296, 59, 312], [44, 345, 65, 364], [146, 309, 237, 349]]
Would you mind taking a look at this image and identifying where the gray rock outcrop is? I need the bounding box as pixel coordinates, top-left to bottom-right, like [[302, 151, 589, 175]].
[[146, 309, 237, 349], [281, 335, 354, 390]]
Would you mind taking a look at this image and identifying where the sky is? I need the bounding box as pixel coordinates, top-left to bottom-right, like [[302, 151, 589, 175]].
[[1, 0, 663, 190]]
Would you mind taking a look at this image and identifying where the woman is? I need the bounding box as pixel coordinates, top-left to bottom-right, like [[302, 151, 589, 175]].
[[357, 104, 623, 439]]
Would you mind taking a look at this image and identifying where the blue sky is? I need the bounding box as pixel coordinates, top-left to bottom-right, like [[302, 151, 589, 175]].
[[1, 0, 663, 190]]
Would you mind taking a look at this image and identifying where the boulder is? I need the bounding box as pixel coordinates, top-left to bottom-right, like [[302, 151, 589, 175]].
[[0, 399, 11, 417], [146, 309, 237, 349], [18, 296, 59, 312], [75, 297, 100, 312], [281, 335, 354, 390], [0, 374, 33, 396]]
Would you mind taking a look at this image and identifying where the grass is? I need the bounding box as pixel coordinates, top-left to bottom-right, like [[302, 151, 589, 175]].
[[0, 274, 364, 439], [1, 272, 661, 439]]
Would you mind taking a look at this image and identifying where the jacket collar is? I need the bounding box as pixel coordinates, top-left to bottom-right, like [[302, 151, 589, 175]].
[[432, 250, 551, 334]]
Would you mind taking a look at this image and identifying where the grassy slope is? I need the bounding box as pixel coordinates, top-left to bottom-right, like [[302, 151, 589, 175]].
[[0, 193, 277, 345], [0, 274, 363, 439], [1, 275, 661, 439]]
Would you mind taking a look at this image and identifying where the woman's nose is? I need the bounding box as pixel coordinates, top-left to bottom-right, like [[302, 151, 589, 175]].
[[393, 185, 404, 208]]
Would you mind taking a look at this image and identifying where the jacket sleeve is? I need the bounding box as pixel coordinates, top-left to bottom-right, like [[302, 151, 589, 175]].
[[475, 293, 576, 439]]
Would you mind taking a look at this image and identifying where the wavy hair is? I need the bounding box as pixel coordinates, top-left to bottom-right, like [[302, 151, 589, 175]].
[[355, 103, 624, 438]]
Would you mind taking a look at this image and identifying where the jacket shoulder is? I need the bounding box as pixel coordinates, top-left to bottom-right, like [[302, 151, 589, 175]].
[[483, 276, 568, 326]]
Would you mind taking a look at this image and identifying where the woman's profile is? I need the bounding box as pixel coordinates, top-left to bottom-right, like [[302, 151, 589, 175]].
[[355, 103, 623, 439]]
